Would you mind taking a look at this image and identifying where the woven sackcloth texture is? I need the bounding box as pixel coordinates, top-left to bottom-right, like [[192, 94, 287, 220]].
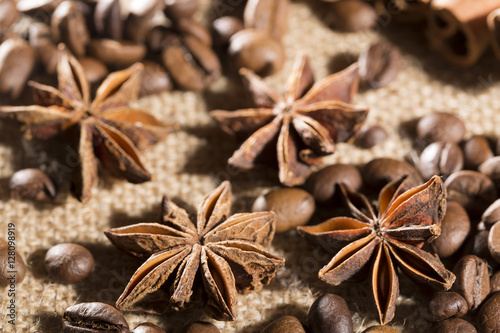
[[1, 0, 500, 332]]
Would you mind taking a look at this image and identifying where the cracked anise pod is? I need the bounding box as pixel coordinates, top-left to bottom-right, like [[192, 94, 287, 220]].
[[210, 53, 368, 186], [0, 44, 174, 203], [298, 174, 455, 324], [104, 181, 285, 320]]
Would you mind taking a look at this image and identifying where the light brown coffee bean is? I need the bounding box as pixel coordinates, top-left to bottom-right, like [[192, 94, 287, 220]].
[[463, 135, 494, 170], [140, 61, 173, 96], [89, 39, 147, 65], [428, 292, 468, 322], [94, 0, 122, 40], [306, 164, 362, 202], [453, 255, 490, 310], [45, 243, 94, 283], [353, 125, 388, 149], [183, 321, 219, 333], [132, 323, 166, 333], [488, 222, 500, 263], [10, 168, 56, 202], [0, 38, 35, 99], [79, 57, 108, 84], [228, 29, 284, 77], [444, 170, 497, 215], [328, 0, 377, 32], [0, 0, 17, 29], [262, 316, 306, 333], [164, 0, 199, 22], [433, 318, 477, 333], [359, 41, 401, 89], [63, 302, 129, 333], [244, 0, 289, 40], [431, 201, 470, 258], [479, 156, 500, 182], [362, 158, 421, 190], [175, 18, 212, 46], [0, 239, 26, 285], [29, 23, 58, 75], [478, 292, 500, 333], [252, 188, 315, 232], [482, 199, 500, 227], [51, 1, 90, 57], [362, 326, 398, 333], [212, 16, 244, 47], [308, 293, 353, 333], [416, 112, 466, 144], [418, 141, 463, 180], [491, 271, 500, 293]]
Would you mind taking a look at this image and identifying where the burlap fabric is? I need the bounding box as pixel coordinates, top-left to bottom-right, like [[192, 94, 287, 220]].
[[1, 0, 499, 332]]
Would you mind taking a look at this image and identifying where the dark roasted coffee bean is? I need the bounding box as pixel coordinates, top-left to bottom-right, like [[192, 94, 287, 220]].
[[164, 0, 199, 22], [132, 323, 165, 333], [162, 34, 221, 90], [262, 316, 306, 333], [353, 125, 388, 148], [0, 38, 35, 99], [362, 158, 421, 190], [445, 170, 497, 215], [94, 0, 122, 40], [0, 239, 26, 285], [182, 321, 219, 333], [0, 0, 17, 29], [228, 29, 284, 77], [243, 0, 288, 40], [89, 39, 146, 65], [51, 1, 90, 57], [29, 23, 58, 75], [431, 201, 469, 258], [497, 138, 500, 156], [212, 16, 244, 47], [63, 302, 129, 333], [433, 318, 477, 333], [140, 61, 173, 96], [479, 156, 500, 182], [79, 57, 108, 84], [428, 292, 468, 322], [328, 0, 377, 32], [491, 271, 500, 293], [482, 199, 500, 227], [175, 18, 212, 46], [418, 141, 463, 180], [467, 230, 498, 269], [306, 164, 362, 202], [10, 168, 56, 202], [463, 135, 494, 170], [359, 41, 401, 89], [308, 293, 353, 333], [125, 0, 163, 42], [453, 255, 490, 310], [416, 112, 465, 144], [478, 292, 500, 333], [45, 243, 94, 283], [252, 188, 315, 232], [488, 222, 500, 263], [362, 326, 398, 333]]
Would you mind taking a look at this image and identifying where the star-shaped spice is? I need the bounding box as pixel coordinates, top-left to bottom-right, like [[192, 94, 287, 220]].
[[210, 54, 368, 186], [104, 181, 285, 320], [0, 44, 173, 202], [298, 175, 455, 324]]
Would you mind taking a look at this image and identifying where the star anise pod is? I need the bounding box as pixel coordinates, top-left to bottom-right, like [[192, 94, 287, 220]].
[[0, 44, 173, 203], [104, 181, 285, 320], [210, 54, 368, 186], [297, 174, 455, 324]]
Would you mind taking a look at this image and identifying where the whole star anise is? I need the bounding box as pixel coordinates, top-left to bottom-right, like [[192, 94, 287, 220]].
[[298, 175, 455, 324], [0, 44, 173, 202], [104, 181, 285, 320], [210, 54, 368, 186]]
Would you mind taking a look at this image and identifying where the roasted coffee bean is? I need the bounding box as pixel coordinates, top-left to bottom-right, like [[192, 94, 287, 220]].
[[431, 201, 470, 258], [17, 0, 61, 13], [63, 302, 129, 333], [444, 170, 497, 215], [164, 0, 199, 22], [132, 323, 166, 333], [362, 158, 421, 190], [262, 316, 306, 333], [0, 239, 26, 285], [29, 23, 58, 75], [359, 41, 401, 89], [433, 318, 477, 333], [416, 112, 465, 144], [228, 29, 284, 77], [212, 16, 244, 47], [453, 255, 490, 310], [45, 243, 94, 283], [478, 292, 500, 333], [496, 138, 500, 156], [94, 0, 122, 40], [51, 1, 90, 58], [162, 34, 221, 90], [243, 0, 289, 40], [418, 141, 463, 180], [467, 230, 498, 269], [488, 222, 500, 263], [308, 293, 353, 333], [306, 164, 362, 202], [182, 321, 219, 333], [362, 326, 398, 333], [252, 188, 315, 232], [175, 19, 212, 46], [482, 199, 500, 227], [89, 39, 147, 65], [490, 271, 500, 293], [328, 0, 377, 32], [0, 0, 17, 29], [124, 0, 163, 42], [463, 135, 494, 170], [10, 168, 56, 202], [0, 38, 35, 99], [479, 156, 500, 182], [79, 57, 108, 84], [140, 61, 173, 96], [428, 292, 468, 322], [353, 125, 388, 148]]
